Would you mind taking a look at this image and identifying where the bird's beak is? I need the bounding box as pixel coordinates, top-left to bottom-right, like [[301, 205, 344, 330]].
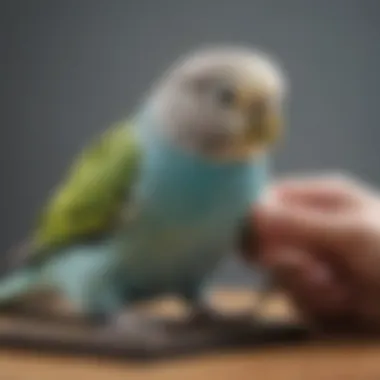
[[236, 86, 284, 148]]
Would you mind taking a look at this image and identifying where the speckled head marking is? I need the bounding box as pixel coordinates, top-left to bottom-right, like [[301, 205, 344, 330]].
[[148, 45, 288, 162]]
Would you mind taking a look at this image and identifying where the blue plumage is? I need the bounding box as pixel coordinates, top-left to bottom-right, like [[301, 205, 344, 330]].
[[0, 117, 268, 319], [0, 45, 285, 322], [120, 117, 268, 296]]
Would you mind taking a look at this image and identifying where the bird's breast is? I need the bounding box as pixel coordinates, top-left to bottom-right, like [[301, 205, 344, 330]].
[[117, 131, 267, 291], [130, 138, 265, 252]]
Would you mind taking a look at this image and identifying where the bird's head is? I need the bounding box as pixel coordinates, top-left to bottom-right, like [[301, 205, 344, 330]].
[[149, 46, 288, 162]]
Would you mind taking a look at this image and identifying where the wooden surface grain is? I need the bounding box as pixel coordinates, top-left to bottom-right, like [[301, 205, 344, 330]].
[[1, 289, 380, 380]]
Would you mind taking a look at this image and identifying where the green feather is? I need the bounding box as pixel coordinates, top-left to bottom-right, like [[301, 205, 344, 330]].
[[31, 120, 141, 259]]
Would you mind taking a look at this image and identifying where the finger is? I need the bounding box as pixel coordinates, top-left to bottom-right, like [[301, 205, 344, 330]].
[[254, 201, 351, 249], [274, 172, 360, 191], [262, 246, 351, 315], [271, 174, 366, 209]]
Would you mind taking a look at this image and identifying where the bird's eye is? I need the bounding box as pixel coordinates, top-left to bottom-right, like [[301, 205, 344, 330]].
[[217, 86, 235, 106]]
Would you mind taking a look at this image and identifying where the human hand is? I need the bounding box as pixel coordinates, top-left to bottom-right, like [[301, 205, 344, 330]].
[[250, 175, 380, 331]]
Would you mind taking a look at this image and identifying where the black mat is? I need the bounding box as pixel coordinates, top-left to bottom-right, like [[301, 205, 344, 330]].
[[0, 311, 312, 362]]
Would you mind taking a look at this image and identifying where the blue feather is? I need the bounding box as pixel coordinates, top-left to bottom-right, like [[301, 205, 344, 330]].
[[0, 111, 269, 317]]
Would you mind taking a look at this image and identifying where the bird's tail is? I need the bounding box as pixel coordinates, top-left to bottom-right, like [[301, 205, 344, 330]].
[[0, 240, 40, 307], [0, 267, 37, 306]]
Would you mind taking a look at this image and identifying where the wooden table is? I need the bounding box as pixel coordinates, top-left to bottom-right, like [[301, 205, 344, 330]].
[[1, 289, 380, 380]]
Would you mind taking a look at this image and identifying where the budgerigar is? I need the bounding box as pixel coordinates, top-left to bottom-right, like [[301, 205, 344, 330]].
[[0, 46, 287, 331]]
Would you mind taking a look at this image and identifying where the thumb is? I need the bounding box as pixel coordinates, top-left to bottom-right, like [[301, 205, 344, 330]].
[[254, 201, 350, 249]]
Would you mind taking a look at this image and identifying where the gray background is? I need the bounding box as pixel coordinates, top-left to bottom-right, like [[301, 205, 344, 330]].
[[1, 0, 379, 285]]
